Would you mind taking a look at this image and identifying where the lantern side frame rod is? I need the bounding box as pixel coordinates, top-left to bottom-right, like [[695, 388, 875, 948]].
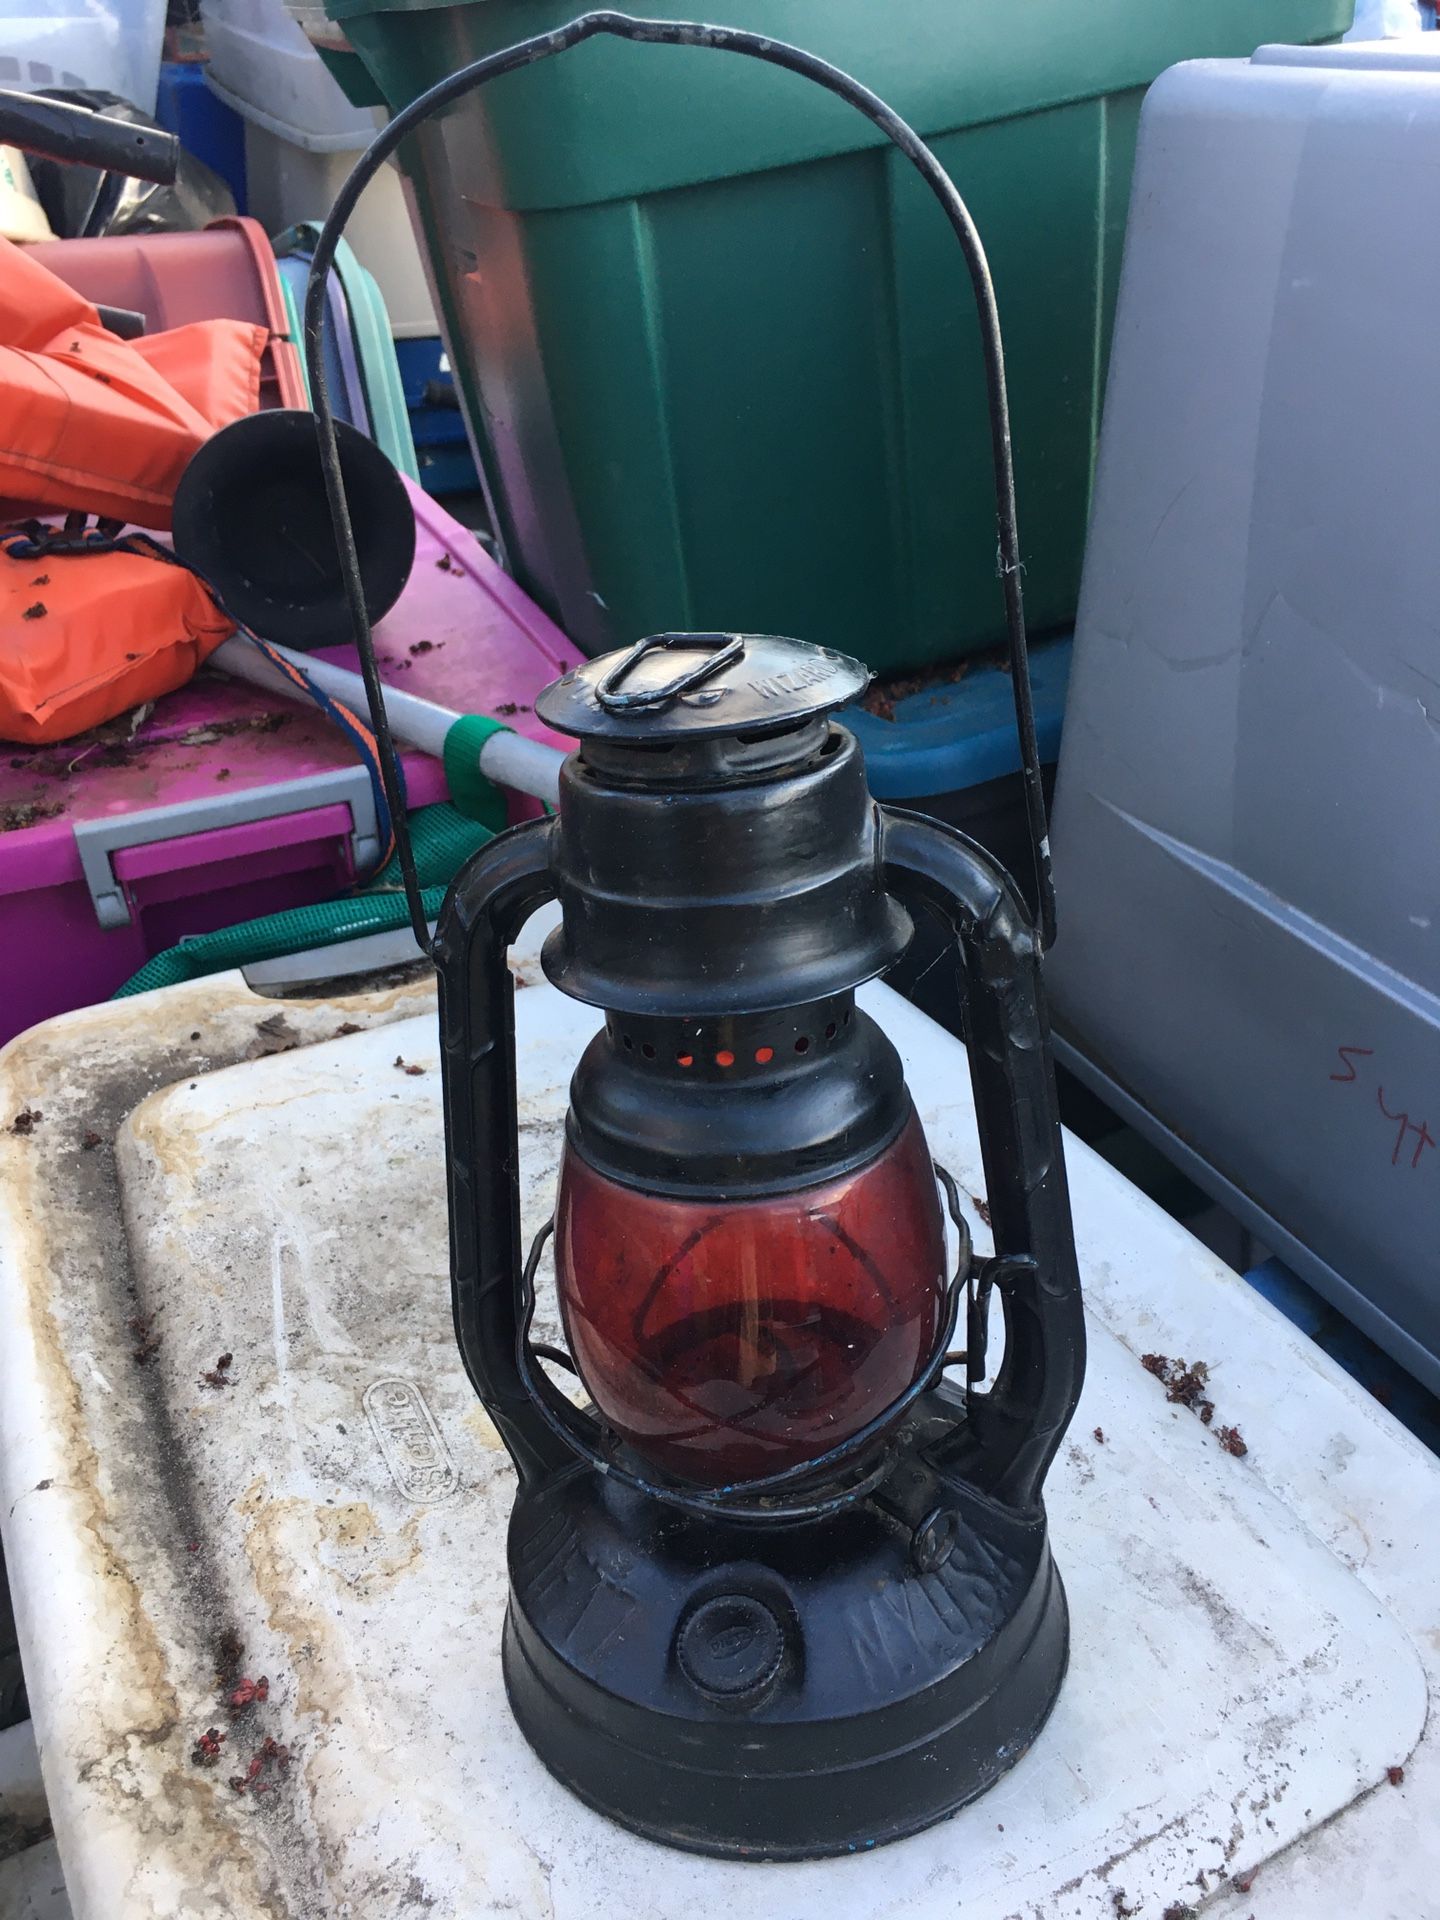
[[301, 8, 1058, 957]]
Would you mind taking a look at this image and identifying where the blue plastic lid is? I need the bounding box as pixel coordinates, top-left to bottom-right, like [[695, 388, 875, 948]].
[[844, 634, 1071, 802]]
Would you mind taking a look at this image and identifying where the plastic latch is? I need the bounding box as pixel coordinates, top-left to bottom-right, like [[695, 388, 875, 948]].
[[73, 764, 381, 930]]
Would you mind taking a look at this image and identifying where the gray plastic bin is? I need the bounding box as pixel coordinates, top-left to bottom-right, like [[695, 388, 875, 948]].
[[1049, 42, 1440, 1393]]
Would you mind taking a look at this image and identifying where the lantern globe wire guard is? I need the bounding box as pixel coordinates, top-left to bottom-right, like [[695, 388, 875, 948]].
[[301, 14, 1086, 1862]]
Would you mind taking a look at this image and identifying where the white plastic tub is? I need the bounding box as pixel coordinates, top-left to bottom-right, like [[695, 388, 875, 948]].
[[0, 145, 52, 241], [2, 921, 1439, 1915], [0, 0, 166, 111], [201, 0, 436, 336], [201, 0, 371, 145]]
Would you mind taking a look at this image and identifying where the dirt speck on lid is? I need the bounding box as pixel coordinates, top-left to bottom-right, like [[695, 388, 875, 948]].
[[1, 800, 63, 833], [200, 1352, 235, 1390], [226, 1674, 269, 1715], [128, 1312, 161, 1364], [215, 1629, 245, 1684], [247, 1013, 302, 1059], [860, 653, 973, 722], [230, 1732, 290, 1796], [1143, 1353, 1251, 1458]]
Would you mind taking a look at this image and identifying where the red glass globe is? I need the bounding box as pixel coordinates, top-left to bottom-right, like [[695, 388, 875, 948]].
[[553, 1111, 947, 1486]]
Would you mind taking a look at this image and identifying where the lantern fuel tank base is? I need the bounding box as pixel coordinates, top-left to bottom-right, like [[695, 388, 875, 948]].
[[498, 1443, 1070, 1861]]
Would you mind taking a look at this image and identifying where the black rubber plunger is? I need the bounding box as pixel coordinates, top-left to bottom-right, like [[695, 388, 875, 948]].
[[172, 409, 416, 649]]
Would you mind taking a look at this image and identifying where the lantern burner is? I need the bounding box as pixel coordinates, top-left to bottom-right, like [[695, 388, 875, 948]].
[[573, 993, 908, 1198]]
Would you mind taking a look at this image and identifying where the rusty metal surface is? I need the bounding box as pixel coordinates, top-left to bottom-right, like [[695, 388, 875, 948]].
[[0, 944, 1434, 1918]]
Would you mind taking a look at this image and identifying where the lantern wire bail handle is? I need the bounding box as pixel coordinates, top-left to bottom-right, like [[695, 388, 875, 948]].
[[301, 9, 1058, 957]]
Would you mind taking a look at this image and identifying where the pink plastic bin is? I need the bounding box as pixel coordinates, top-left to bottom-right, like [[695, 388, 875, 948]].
[[29, 216, 307, 413], [0, 480, 577, 1048]]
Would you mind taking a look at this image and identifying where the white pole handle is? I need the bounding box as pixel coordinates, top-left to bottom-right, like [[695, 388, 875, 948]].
[[211, 635, 564, 809]]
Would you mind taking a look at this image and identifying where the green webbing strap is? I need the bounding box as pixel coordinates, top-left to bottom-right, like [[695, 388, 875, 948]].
[[114, 883, 452, 997], [113, 803, 492, 998], [442, 713, 512, 833]]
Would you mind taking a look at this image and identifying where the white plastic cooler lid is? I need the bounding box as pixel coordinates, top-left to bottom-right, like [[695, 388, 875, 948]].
[[0, 919, 1435, 1918]]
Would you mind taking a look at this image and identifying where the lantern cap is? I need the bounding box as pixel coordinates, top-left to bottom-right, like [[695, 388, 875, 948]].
[[533, 633, 870, 742]]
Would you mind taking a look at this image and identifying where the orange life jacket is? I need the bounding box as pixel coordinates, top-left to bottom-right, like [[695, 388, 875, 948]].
[[0, 527, 233, 745], [0, 237, 286, 740], [0, 234, 266, 528]]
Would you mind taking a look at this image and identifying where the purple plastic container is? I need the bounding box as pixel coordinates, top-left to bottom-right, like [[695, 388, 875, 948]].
[[0, 481, 578, 1048]]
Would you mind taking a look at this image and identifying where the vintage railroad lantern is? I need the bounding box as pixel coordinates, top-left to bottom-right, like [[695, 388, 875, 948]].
[[433, 631, 1085, 1858]]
